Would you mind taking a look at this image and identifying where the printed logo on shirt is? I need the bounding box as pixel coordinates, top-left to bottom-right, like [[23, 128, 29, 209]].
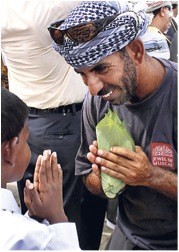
[[151, 142, 174, 170]]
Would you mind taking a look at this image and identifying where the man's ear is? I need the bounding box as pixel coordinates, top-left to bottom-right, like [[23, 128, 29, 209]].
[[126, 39, 145, 64], [160, 7, 166, 17], [2, 137, 18, 167]]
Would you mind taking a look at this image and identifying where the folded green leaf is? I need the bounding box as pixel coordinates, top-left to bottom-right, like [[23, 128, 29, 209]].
[[96, 109, 135, 198]]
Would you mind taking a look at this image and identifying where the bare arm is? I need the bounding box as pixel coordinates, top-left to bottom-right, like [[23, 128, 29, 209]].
[[143, 164, 177, 200]]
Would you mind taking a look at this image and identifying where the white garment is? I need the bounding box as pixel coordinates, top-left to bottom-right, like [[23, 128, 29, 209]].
[[140, 27, 170, 59], [1, 0, 87, 108], [1, 188, 80, 250]]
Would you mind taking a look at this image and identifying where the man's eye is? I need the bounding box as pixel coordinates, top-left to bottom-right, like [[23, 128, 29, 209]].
[[96, 66, 109, 73]]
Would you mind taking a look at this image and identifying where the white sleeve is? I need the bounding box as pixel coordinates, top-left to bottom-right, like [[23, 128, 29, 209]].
[[45, 223, 81, 250], [1, 211, 80, 250]]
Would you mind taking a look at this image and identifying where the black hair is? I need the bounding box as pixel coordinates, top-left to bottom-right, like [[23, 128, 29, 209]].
[[153, 8, 161, 17], [1, 88, 29, 143], [153, 5, 172, 17], [172, 4, 177, 9]]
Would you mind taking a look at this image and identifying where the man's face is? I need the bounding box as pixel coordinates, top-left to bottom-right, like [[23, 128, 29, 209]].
[[75, 50, 137, 105]]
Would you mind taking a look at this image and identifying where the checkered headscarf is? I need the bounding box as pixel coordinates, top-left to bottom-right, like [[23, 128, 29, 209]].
[[53, 1, 148, 68]]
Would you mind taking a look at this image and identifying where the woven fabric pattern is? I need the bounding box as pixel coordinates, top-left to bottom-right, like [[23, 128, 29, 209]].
[[53, 1, 148, 68]]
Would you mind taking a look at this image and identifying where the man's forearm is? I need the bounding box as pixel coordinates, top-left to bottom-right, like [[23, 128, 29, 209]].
[[146, 166, 177, 200]]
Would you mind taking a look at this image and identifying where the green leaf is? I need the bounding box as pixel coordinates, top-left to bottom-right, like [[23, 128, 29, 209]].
[[96, 109, 135, 198]]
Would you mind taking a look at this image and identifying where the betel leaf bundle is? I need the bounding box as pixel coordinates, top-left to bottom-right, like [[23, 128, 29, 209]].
[[96, 109, 135, 198]]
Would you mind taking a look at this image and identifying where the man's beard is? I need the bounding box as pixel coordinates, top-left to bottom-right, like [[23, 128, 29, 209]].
[[112, 51, 137, 105], [98, 50, 137, 106]]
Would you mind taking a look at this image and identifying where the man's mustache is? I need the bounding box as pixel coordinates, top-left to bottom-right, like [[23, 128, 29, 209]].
[[97, 84, 118, 96]]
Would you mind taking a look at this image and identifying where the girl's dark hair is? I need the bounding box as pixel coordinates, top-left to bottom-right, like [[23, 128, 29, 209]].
[[1, 88, 29, 143]]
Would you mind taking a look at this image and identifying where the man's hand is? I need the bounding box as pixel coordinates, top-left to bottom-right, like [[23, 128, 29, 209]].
[[93, 145, 154, 186], [88, 142, 177, 200], [24, 150, 68, 224], [83, 141, 104, 196]]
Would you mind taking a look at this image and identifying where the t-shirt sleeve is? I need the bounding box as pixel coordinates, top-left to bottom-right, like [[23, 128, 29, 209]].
[[75, 93, 97, 175]]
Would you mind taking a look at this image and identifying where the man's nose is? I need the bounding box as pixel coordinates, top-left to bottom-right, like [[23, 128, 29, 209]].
[[86, 74, 104, 96]]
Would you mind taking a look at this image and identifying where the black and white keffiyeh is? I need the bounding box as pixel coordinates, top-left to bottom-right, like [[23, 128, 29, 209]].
[[53, 1, 148, 68]]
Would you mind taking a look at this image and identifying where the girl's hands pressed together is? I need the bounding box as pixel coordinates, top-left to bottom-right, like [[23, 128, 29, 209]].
[[24, 150, 68, 224]]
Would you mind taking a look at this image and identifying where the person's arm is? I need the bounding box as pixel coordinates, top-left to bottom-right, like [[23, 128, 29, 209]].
[[24, 150, 68, 224], [87, 142, 177, 200]]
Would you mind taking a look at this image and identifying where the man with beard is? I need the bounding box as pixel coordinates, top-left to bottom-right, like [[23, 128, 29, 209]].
[[48, 1, 177, 250]]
